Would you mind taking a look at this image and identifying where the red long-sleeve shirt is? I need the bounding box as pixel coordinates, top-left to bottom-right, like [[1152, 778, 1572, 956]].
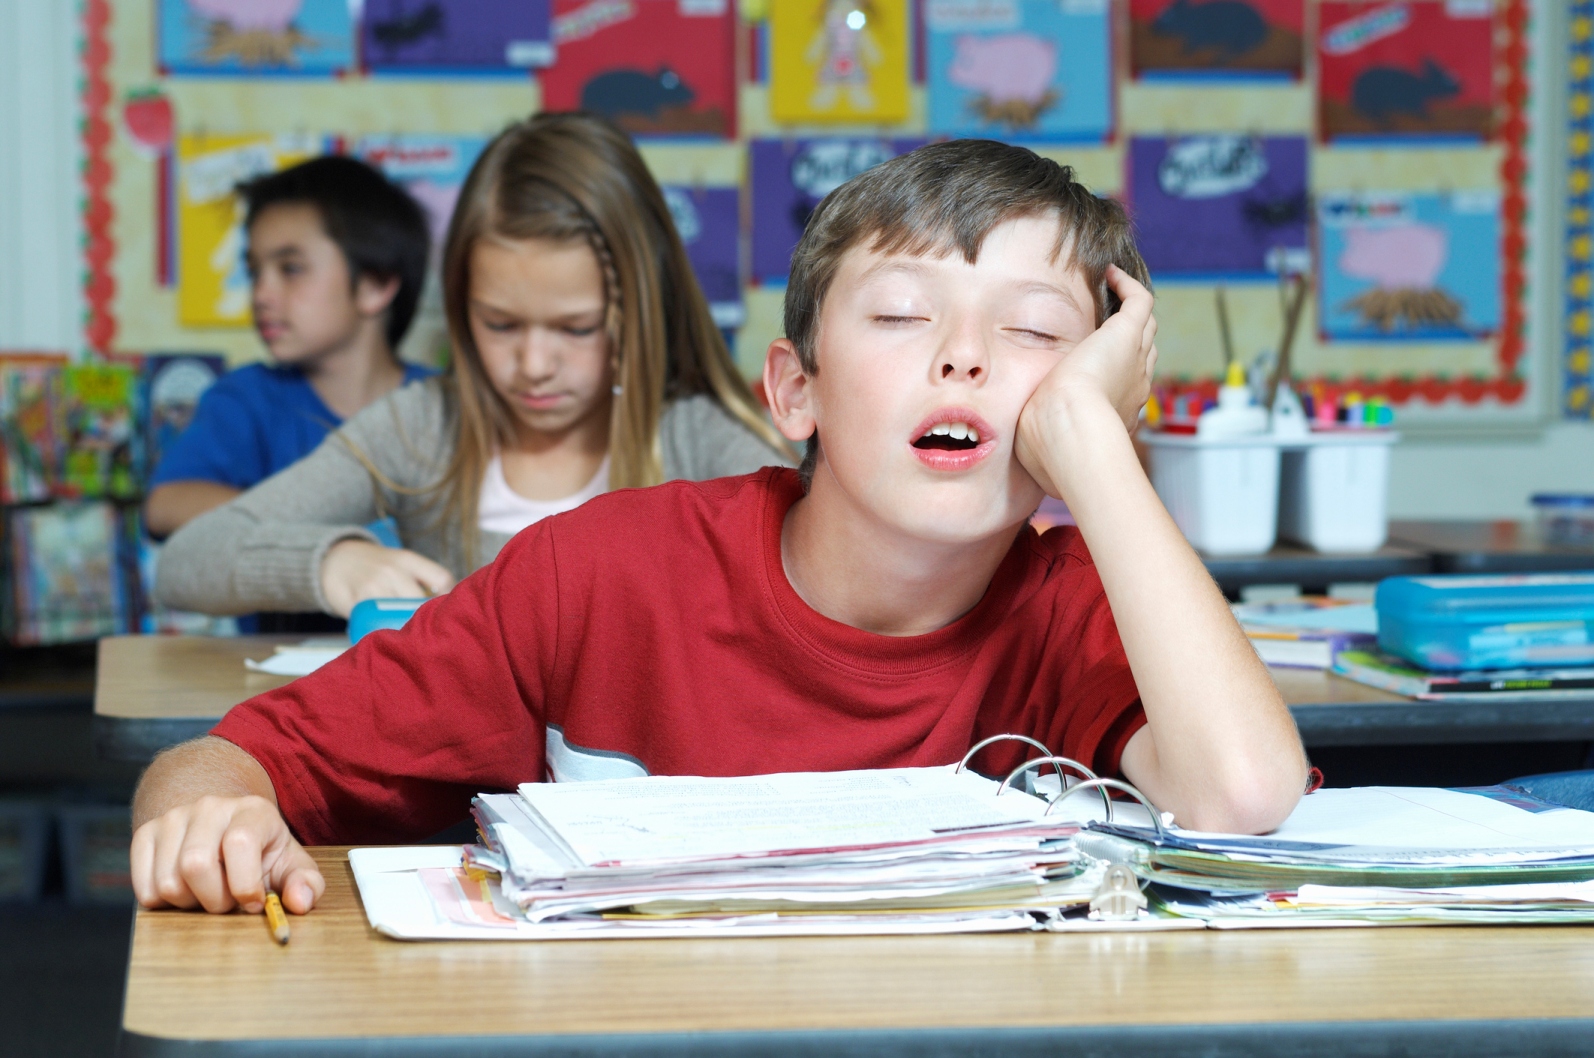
[[214, 468, 1145, 845]]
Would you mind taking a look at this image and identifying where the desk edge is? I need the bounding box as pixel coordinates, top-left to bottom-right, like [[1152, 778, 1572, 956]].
[[117, 1017, 1594, 1058]]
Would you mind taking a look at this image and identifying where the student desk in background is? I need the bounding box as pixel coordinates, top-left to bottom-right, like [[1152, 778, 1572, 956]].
[[118, 846, 1594, 1058], [95, 634, 1594, 760], [1390, 519, 1594, 575], [93, 635, 296, 763], [1203, 520, 1594, 598]]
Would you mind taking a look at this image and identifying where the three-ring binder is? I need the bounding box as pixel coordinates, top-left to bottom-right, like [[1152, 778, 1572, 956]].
[[957, 732, 1168, 842]]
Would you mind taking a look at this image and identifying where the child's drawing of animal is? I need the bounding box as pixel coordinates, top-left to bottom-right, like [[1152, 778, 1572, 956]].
[[948, 33, 1058, 129], [1153, 0, 1268, 59], [1350, 59, 1460, 125], [1340, 223, 1447, 290], [370, 3, 445, 53], [580, 68, 695, 123]]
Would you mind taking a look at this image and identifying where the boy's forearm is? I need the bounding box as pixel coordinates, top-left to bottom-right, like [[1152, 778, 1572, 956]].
[[132, 736, 279, 828], [1040, 391, 1306, 833], [144, 481, 241, 539]]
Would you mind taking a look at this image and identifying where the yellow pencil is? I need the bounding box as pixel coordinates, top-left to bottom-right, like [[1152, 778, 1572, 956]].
[[264, 891, 291, 945]]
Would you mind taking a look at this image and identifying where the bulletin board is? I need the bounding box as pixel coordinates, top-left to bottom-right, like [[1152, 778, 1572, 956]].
[[1566, 0, 1594, 420], [79, 0, 1561, 430]]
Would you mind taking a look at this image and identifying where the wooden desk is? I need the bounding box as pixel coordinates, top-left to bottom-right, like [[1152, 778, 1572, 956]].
[[119, 846, 1594, 1057], [1390, 519, 1594, 575], [94, 635, 1594, 762], [93, 635, 295, 762]]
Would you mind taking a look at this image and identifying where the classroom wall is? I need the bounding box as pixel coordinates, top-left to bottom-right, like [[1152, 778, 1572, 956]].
[[4, 0, 1589, 518], [1388, 422, 1594, 520], [0, 0, 81, 352]]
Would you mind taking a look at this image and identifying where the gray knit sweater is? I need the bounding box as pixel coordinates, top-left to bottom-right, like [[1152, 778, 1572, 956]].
[[154, 378, 794, 615]]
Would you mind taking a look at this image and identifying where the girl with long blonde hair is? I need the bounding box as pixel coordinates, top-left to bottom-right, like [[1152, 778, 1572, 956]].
[[156, 113, 793, 618]]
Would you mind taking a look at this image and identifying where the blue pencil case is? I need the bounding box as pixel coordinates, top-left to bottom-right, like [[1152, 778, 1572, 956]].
[[1376, 573, 1594, 671], [348, 598, 427, 645]]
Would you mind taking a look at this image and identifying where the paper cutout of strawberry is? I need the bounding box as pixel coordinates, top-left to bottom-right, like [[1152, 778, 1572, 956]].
[[123, 90, 174, 154]]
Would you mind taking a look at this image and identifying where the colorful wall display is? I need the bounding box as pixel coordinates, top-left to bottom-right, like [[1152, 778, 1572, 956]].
[[1317, 191, 1501, 342], [1129, 0, 1304, 80], [750, 137, 926, 285], [769, 0, 912, 125], [361, 0, 554, 73], [176, 133, 323, 328], [925, 0, 1113, 141], [158, 0, 354, 75], [353, 135, 489, 259], [82, 0, 1547, 424], [541, 0, 737, 137], [661, 185, 744, 327], [1128, 135, 1309, 279], [1317, 0, 1494, 142], [1566, 0, 1593, 420]]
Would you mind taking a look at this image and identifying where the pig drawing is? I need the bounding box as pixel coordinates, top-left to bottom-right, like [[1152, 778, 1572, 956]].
[[1339, 224, 1447, 290], [1337, 223, 1462, 331], [948, 33, 1059, 131], [187, 0, 303, 33]]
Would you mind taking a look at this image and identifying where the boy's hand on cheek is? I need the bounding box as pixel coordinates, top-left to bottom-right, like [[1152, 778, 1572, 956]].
[[1015, 265, 1158, 497]]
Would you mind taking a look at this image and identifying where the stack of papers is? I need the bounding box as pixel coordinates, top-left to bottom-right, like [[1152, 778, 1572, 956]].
[[1078, 786, 1594, 928], [354, 767, 1111, 940], [243, 636, 348, 677]]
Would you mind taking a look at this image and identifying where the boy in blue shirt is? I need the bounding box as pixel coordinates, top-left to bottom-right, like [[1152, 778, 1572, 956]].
[[144, 156, 435, 538]]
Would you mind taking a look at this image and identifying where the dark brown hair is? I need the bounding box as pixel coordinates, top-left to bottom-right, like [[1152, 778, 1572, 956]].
[[784, 139, 1150, 376], [242, 155, 431, 349]]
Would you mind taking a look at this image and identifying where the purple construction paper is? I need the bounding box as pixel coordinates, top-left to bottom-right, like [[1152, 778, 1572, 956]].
[[1128, 135, 1309, 277], [663, 185, 741, 313], [750, 138, 927, 285], [362, 0, 552, 71]]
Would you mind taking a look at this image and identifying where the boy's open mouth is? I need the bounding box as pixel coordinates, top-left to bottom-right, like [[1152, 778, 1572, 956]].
[[912, 422, 982, 451]]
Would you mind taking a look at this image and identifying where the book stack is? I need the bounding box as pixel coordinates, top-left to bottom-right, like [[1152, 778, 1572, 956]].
[[1232, 597, 1377, 669], [0, 352, 227, 643], [1332, 650, 1594, 701], [1079, 785, 1594, 927], [353, 767, 1108, 939]]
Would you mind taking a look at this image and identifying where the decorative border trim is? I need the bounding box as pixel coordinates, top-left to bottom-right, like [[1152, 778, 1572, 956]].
[[80, 0, 116, 355], [1160, 0, 1532, 412], [1567, 0, 1593, 418]]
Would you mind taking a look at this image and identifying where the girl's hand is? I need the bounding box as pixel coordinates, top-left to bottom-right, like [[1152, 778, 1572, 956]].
[[1016, 265, 1158, 497], [319, 540, 455, 618]]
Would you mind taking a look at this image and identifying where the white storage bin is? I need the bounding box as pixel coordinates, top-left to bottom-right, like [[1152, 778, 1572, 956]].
[[1277, 432, 1399, 553], [1142, 433, 1282, 556]]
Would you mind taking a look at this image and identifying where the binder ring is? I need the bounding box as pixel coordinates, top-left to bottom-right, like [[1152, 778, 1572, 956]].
[[957, 734, 1056, 775], [1046, 778, 1169, 843], [995, 756, 1110, 818]]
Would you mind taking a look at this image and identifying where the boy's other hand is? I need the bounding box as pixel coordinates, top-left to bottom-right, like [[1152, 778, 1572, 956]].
[[1015, 265, 1158, 497], [130, 795, 324, 915], [320, 539, 455, 618]]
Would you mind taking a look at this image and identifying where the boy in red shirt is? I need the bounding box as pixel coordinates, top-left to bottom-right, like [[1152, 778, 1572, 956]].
[[130, 141, 1307, 918]]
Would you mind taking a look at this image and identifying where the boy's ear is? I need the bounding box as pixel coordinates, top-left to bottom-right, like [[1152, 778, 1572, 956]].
[[763, 338, 816, 445], [354, 274, 401, 320]]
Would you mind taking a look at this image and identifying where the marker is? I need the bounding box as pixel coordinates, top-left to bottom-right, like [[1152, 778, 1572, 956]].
[[264, 891, 291, 945]]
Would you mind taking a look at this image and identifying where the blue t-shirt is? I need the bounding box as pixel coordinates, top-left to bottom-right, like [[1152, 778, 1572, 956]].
[[150, 361, 436, 490]]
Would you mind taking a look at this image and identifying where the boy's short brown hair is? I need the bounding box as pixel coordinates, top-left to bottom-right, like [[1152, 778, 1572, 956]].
[[784, 139, 1150, 377]]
